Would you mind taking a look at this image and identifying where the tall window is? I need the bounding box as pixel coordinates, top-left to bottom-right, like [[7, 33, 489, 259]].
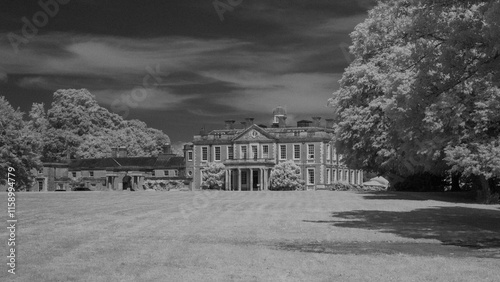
[[228, 146, 234, 160], [202, 147, 208, 161], [241, 145, 247, 159], [262, 145, 269, 158], [307, 168, 315, 185], [308, 144, 315, 159], [187, 151, 193, 161], [351, 170, 355, 184], [333, 169, 337, 182], [72, 172, 76, 178], [214, 146, 221, 161], [164, 170, 169, 176], [252, 145, 258, 159], [294, 144, 300, 159], [327, 144, 331, 161], [89, 171, 94, 177], [326, 168, 331, 184], [279, 144, 287, 160]]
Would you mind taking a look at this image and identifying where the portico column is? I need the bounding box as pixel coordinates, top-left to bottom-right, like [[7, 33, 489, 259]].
[[238, 168, 241, 191], [250, 169, 254, 191], [264, 168, 268, 190]]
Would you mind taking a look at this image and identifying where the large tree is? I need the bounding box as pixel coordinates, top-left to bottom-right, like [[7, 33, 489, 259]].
[[0, 96, 41, 189], [29, 89, 170, 161], [329, 0, 500, 199]]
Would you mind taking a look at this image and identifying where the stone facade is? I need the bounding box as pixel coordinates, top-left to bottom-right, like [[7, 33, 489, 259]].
[[186, 109, 364, 191]]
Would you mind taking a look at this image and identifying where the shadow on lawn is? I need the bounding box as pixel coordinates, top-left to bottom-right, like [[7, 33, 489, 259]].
[[304, 206, 500, 250], [358, 191, 477, 203]]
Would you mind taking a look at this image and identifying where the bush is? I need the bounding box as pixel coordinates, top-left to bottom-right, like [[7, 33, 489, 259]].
[[269, 160, 305, 191], [143, 179, 184, 191], [326, 182, 386, 192]]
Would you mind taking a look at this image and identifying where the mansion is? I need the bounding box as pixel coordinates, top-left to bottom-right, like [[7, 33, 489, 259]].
[[13, 107, 364, 192], [184, 107, 363, 191]]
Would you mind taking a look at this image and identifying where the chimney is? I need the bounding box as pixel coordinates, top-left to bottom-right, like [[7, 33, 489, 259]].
[[245, 118, 254, 126], [162, 143, 172, 155], [225, 120, 235, 130], [312, 117, 321, 127], [240, 121, 247, 129], [325, 118, 334, 128], [111, 147, 118, 158], [199, 126, 207, 136], [278, 116, 287, 128], [117, 146, 127, 158]]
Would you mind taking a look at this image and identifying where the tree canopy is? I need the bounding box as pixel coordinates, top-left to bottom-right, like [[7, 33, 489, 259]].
[[0, 96, 41, 189], [28, 89, 170, 161], [329, 0, 500, 196]]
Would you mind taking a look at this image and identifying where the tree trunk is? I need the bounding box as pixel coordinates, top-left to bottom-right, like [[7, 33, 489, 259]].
[[450, 173, 461, 192], [476, 174, 493, 204]]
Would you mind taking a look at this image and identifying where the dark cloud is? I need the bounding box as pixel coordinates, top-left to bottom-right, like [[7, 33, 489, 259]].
[[0, 0, 372, 142]]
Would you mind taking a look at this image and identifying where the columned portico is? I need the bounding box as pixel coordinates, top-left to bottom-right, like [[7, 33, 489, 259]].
[[225, 166, 272, 191]]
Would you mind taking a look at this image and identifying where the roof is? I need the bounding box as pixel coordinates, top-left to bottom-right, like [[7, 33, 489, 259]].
[[67, 155, 184, 170]]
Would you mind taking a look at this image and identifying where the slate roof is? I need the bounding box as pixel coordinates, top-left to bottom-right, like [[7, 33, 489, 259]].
[[68, 155, 184, 170]]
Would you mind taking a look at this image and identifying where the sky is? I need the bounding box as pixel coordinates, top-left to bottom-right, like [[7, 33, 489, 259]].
[[0, 0, 375, 142]]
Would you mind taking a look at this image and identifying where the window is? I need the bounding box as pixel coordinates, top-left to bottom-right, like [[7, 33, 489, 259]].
[[241, 146, 248, 159], [294, 131, 300, 136], [175, 170, 179, 177], [187, 151, 193, 161], [327, 144, 331, 160], [308, 144, 315, 159], [228, 146, 234, 160], [214, 146, 221, 161], [202, 147, 208, 161], [333, 169, 337, 182], [262, 145, 269, 158], [38, 181, 43, 191], [343, 169, 348, 181], [89, 171, 94, 177], [351, 170, 355, 184], [327, 168, 331, 184], [307, 168, 315, 185], [164, 170, 169, 176], [294, 144, 300, 159], [187, 170, 193, 177], [279, 145, 287, 160], [252, 145, 258, 159], [152, 171, 156, 176], [72, 172, 76, 178]]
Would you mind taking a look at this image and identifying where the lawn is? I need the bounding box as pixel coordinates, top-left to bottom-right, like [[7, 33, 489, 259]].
[[1, 191, 499, 281]]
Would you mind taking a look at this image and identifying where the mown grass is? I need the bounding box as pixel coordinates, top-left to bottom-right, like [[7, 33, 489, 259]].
[[1, 191, 499, 281]]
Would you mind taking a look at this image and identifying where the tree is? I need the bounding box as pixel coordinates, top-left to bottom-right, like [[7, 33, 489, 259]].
[[0, 96, 41, 190], [29, 89, 170, 161], [329, 0, 500, 200], [269, 160, 305, 191], [201, 162, 226, 190]]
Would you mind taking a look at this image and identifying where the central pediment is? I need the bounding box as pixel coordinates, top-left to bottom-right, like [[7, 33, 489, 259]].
[[232, 124, 276, 142]]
